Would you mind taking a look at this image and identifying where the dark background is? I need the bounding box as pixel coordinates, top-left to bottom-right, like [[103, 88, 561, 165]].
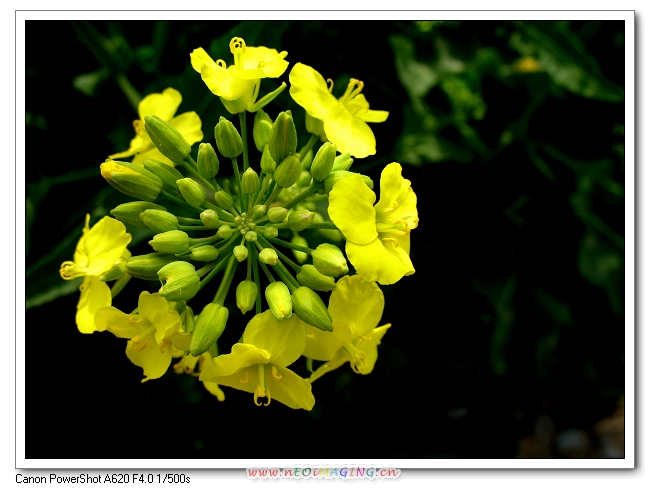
[[25, 20, 625, 459]]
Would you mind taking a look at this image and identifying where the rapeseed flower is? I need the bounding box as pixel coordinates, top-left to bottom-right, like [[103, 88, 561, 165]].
[[109, 88, 203, 166], [304, 275, 390, 382], [328, 163, 418, 284], [289, 62, 388, 158], [59, 215, 131, 333]]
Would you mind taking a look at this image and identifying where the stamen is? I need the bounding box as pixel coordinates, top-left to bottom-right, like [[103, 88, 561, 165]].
[[253, 384, 265, 406], [342, 343, 367, 374], [216, 59, 227, 69], [326, 78, 334, 93], [382, 201, 400, 213], [264, 386, 271, 406], [230, 37, 246, 53], [271, 365, 282, 381], [129, 336, 148, 353], [60, 261, 87, 280], [240, 369, 249, 384], [381, 237, 399, 248], [159, 339, 169, 353], [359, 334, 372, 341], [133, 120, 146, 137]]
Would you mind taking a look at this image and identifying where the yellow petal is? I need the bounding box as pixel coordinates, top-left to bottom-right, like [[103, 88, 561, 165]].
[[94, 305, 148, 338], [190, 47, 215, 73], [203, 381, 226, 401], [75, 276, 112, 334], [208, 343, 271, 378], [138, 87, 182, 121], [242, 310, 306, 368], [242, 47, 288, 77], [345, 94, 389, 123], [289, 63, 337, 120], [303, 320, 353, 361], [108, 133, 149, 160], [324, 101, 377, 158], [201, 63, 254, 100], [328, 174, 378, 245], [355, 324, 391, 375], [328, 274, 384, 337], [308, 349, 349, 383], [200, 365, 258, 397], [375, 163, 418, 226], [125, 330, 173, 382], [79, 217, 131, 277], [137, 292, 181, 344], [346, 238, 414, 285], [132, 147, 173, 167], [169, 111, 203, 146], [267, 365, 315, 410]]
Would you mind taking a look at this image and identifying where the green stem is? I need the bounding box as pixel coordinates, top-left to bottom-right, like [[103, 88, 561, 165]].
[[257, 235, 301, 272], [281, 181, 319, 210], [239, 112, 250, 171], [307, 222, 338, 230], [254, 174, 272, 206], [299, 134, 319, 161], [263, 183, 282, 208], [177, 217, 203, 225], [231, 157, 244, 212], [251, 246, 262, 314], [110, 274, 131, 298], [197, 249, 234, 292], [266, 236, 314, 254], [204, 201, 236, 222], [214, 255, 238, 305], [160, 190, 204, 214], [179, 225, 212, 231], [183, 160, 217, 193]]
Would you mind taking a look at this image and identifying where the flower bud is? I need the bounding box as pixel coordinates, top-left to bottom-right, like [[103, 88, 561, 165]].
[[291, 234, 309, 264], [236, 280, 258, 314], [158, 261, 201, 302], [244, 231, 258, 242], [181, 305, 195, 334], [252, 204, 267, 219], [110, 201, 167, 228], [176, 178, 206, 207], [332, 152, 353, 172], [214, 190, 234, 210], [258, 248, 278, 265], [189, 303, 229, 356], [200, 209, 220, 228], [296, 264, 336, 292], [265, 282, 292, 320], [291, 286, 333, 331], [144, 115, 191, 163], [100, 160, 162, 202], [267, 206, 287, 223], [149, 230, 190, 254], [288, 210, 315, 232], [274, 154, 301, 188], [214, 116, 243, 158], [269, 110, 297, 163], [260, 145, 276, 174], [233, 245, 248, 262], [197, 143, 219, 179], [140, 209, 179, 233], [310, 142, 337, 181], [143, 159, 184, 196], [190, 245, 220, 262], [253, 109, 273, 151], [323, 171, 374, 194], [263, 226, 278, 238], [100, 259, 128, 282], [241, 168, 260, 194], [311, 243, 349, 277], [125, 253, 178, 280], [217, 224, 233, 239]]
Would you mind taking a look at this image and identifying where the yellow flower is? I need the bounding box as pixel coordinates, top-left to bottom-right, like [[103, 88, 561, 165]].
[[190, 37, 289, 113], [328, 163, 418, 285], [304, 275, 391, 382], [94, 292, 191, 382], [289, 62, 389, 159], [200, 310, 315, 410], [174, 351, 225, 401], [109, 88, 203, 166], [60, 215, 131, 333]]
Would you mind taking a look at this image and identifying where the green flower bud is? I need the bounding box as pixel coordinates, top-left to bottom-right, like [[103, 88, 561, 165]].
[[311, 243, 349, 277], [332, 152, 353, 172], [291, 234, 309, 264], [265, 282, 292, 320], [252, 204, 267, 219], [99, 260, 128, 282], [263, 226, 278, 238], [214, 190, 234, 210], [180, 305, 195, 334], [241, 168, 260, 194], [323, 171, 374, 194], [253, 109, 273, 152], [149, 230, 190, 254], [260, 145, 276, 174], [244, 231, 258, 242], [236, 280, 258, 314], [217, 224, 233, 239], [200, 209, 220, 228], [144, 115, 191, 163], [259, 248, 278, 265], [269, 110, 297, 163], [233, 245, 248, 262], [158, 261, 201, 302], [125, 253, 178, 280], [189, 303, 229, 356], [267, 206, 288, 223], [176, 178, 206, 207], [214, 116, 243, 158], [140, 209, 179, 233], [190, 245, 220, 262], [110, 201, 167, 228], [297, 170, 312, 187], [100, 160, 162, 202], [274, 154, 301, 188], [291, 286, 333, 331], [288, 210, 315, 231], [197, 143, 220, 179], [296, 264, 336, 292], [310, 142, 337, 181], [143, 159, 184, 196]]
